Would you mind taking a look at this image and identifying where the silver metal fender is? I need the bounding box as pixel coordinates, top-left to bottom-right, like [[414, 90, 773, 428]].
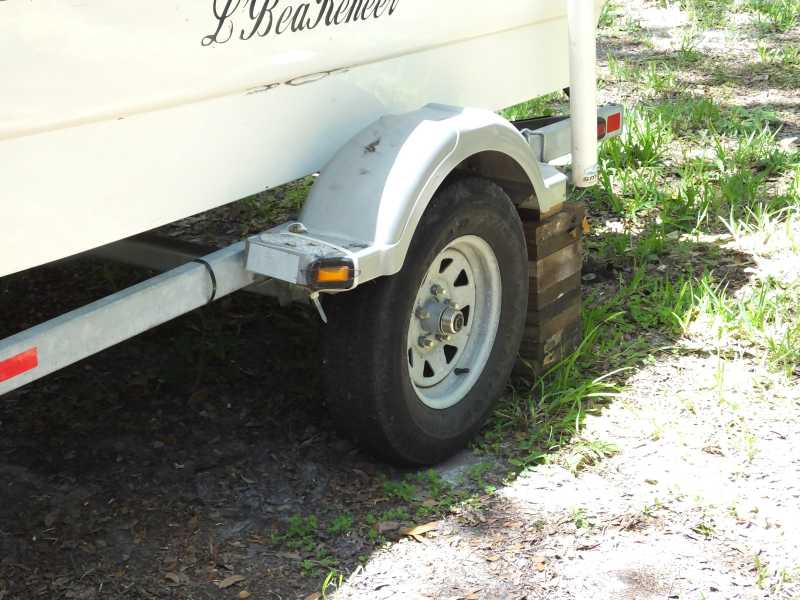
[[297, 104, 564, 286]]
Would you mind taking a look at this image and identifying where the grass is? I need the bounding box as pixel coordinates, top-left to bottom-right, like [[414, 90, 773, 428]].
[[328, 514, 354, 536], [677, 0, 735, 28], [492, 0, 800, 473], [681, 276, 800, 376], [382, 479, 416, 502], [744, 0, 800, 33]]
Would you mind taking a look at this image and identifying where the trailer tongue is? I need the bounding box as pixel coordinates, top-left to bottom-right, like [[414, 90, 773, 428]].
[[1, 2, 622, 464]]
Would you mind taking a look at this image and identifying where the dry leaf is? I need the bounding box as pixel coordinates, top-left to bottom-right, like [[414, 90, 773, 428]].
[[305, 593, 322, 600], [164, 572, 181, 584], [421, 499, 437, 508], [399, 521, 441, 537], [238, 592, 252, 599], [216, 575, 246, 589], [486, 555, 501, 562], [533, 554, 547, 572]]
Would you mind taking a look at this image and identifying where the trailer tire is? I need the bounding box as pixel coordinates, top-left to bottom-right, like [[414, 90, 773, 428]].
[[323, 177, 528, 465]]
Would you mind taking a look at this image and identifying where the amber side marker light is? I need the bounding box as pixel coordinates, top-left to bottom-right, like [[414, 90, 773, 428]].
[[307, 259, 356, 290]]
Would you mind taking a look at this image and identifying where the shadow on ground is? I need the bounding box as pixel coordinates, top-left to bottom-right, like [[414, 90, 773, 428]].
[[0, 225, 759, 599]]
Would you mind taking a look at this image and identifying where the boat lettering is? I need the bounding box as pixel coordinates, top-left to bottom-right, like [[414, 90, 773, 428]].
[[203, 0, 401, 46]]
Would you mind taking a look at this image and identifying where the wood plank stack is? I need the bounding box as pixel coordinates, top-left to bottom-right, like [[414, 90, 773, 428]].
[[517, 203, 586, 376]]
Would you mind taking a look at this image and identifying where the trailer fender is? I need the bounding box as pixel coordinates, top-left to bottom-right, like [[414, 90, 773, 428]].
[[298, 104, 565, 285]]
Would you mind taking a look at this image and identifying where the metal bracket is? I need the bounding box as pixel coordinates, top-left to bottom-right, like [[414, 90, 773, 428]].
[[245, 224, 359, 290]]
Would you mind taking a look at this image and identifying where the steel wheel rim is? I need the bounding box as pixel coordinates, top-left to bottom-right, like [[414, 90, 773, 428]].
[[406, 235, 502, 410]]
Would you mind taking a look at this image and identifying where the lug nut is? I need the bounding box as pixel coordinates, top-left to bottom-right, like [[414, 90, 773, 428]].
[[415, 307, 430, 320], [431, 284, 446, 297]]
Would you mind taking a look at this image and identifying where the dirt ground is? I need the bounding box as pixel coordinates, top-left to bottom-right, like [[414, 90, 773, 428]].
[[2, 2, 799, 599]]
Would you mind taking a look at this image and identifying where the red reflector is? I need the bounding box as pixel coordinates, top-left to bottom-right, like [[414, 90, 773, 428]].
[[606, 112, 622, 133], [597, 120, 607, 140], [0, 348, 39, 383]]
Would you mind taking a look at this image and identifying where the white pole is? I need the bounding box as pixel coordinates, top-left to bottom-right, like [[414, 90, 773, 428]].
[[567, 0, 599, 188]]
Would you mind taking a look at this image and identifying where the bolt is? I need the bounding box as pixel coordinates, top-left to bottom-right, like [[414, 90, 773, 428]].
[[431, 284, 446, 297], [415, 307, 430, 320], [436, 334, 451, 342], [418, 336, 435, 350]]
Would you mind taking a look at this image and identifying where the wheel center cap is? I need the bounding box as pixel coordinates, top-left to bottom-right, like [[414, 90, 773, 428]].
[[440, 306, 465, 335]]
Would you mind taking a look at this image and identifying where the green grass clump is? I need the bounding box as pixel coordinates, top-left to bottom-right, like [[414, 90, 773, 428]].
[[327, 514, 354, 536], [745, 0, 800, 32], [679, 276, 800, 376], [382, 479, 416, 502], [602, 110, 674, 169], [679, 0, 735, 28]]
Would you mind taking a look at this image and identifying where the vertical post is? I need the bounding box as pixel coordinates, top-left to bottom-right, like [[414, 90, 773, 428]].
[[567, 0, 599, 188]]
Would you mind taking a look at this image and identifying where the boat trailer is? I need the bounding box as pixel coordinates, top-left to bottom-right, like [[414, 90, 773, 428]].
[[1, 2, 623, 464]]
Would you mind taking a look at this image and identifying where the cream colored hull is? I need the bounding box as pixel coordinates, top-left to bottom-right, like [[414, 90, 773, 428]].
[[0, 0, 601, 277]]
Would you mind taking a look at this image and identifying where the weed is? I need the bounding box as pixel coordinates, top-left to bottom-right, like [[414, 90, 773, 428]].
[[599, 1, 620, 29], [679, 276, 800, 375], [328, 514, 353, 536], [602, 110, 673, 169], [278, 515, 319, 552], [467, 462, 493, 487], [383, 479, 416, 502], [300, 550, 337, 578], [490, 316, 625, 468], [415, 469, 447, 494], [680, 0, 735, 28], [565, 438, 619, 474], [754, 554, 769, 589], [677, 29, 703, 64], [692, 516, 716, 538], [571, 507, 593, 529], [641, 62, 679, 96], [378, 507, 411, 522], [321, 570, 345, 599], [745, 0, 800, 33], [606, 52, 640, 83]]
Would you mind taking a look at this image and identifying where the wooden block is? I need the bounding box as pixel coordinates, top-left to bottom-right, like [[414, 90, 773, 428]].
[[517, 202, 586, 375], [518, 321, 582, 374], [522, 294, 582, 344], [527, 228, 582, 261], [529, 272, 581, 312], [528, 242, 583, 292], [527, 287, 580, 324]]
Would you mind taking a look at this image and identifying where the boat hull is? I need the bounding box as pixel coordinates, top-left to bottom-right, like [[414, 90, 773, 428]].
[[0, 0, 600, 277]]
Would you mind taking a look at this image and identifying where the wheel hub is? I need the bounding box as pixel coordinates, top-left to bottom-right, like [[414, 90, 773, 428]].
[[416, 297, 465, 345]]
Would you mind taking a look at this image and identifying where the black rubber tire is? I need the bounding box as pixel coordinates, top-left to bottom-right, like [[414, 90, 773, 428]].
[[322, 177, 528, 465]]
